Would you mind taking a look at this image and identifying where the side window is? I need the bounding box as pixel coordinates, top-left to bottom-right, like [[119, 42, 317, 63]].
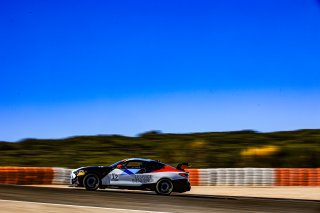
[[144, 161, 164, 172], [124, 161, 143, 169]]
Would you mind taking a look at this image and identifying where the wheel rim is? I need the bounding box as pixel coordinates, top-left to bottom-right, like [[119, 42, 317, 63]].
[[159, 181, 171, 193], [86, 176, 98, 188]]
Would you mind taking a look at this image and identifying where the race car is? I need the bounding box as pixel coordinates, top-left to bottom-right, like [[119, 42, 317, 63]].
[[70, 158, 191, 195]]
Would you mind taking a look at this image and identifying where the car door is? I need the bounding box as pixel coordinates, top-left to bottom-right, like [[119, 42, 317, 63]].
[[107, 160, 144, 186]]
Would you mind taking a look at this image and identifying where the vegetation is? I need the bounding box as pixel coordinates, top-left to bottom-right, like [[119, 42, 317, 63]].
[[0, 129, 319, 168]]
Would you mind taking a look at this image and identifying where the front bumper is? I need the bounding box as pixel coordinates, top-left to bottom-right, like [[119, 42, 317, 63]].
[[70, 171, 84, 186], [70, 176, 79, 185]]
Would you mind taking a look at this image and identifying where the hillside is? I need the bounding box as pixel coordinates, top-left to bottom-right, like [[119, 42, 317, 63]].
[[0, 129, 319, 168]]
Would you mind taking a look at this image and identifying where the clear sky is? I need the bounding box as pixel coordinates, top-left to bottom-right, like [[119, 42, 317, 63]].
[[1, 0, 320, 142]]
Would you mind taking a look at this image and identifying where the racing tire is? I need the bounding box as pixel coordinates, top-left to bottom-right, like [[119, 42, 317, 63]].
[[155, 179, 173, 195], [83, 174, 100, 191]]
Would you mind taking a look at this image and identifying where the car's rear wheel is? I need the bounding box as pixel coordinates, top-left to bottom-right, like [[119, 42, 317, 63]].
[[83, 174, 100, 191], [155, 179, 173, 195]]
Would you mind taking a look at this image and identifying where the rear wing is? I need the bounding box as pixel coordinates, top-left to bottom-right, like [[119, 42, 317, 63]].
[[176, 162, 189, 171]]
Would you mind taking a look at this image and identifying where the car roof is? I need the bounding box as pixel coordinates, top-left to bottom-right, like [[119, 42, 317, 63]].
[[125, 158, 160, 162]]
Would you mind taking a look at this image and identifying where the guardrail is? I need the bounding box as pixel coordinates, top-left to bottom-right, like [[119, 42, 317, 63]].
[[0, 167, 71, 185], [186, 168, 320, 186], [186, 168, 274, 186], [0, 167, 319, 186]]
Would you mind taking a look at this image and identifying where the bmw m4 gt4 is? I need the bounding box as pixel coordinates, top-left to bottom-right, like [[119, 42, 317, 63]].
[[71, 158, 191, 195]]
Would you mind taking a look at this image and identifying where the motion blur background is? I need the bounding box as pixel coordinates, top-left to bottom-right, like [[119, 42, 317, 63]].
[[0, 0, 319, 168]]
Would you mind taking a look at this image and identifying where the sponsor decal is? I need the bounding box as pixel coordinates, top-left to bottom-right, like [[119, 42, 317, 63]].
[[132, 175, 152, 183]]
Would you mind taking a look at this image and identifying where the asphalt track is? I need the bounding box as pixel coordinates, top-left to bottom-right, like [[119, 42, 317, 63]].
[[0, 185, 319, 213]]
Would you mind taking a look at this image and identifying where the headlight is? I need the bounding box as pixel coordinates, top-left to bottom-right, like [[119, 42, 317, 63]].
[[77, 170, 86, 176]]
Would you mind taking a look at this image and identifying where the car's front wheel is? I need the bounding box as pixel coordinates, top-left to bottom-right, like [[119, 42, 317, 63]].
[[155, 179, 173, 195], [83, 174, 100, 191]]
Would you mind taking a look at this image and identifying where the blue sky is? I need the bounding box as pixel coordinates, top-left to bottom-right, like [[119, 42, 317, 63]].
[[1, 0, 320, 141]]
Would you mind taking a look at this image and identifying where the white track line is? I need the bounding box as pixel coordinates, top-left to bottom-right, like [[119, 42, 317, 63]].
[[0, 199, 172, 213]]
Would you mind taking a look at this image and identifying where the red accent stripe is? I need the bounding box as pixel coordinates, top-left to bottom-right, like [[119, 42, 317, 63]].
[[151, 165, 180, 173]]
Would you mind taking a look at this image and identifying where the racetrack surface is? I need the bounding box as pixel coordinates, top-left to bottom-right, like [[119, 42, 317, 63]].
[[0, 185, 319, 213]]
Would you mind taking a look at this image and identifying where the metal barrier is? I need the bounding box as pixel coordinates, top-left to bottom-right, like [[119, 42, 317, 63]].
[[0, 167, 54, 185], [0, 167, 71, 185], [186, 168, 319, 186], [52, 167, 73, 185], [0, 167, 319, 186], [275, 168, 320, 186]]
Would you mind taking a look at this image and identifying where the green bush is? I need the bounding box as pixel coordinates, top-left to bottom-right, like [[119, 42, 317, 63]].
[[0, 129, 319, 168]]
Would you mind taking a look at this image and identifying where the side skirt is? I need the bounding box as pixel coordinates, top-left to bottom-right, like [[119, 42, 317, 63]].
[[99, 184, 155, 191]]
